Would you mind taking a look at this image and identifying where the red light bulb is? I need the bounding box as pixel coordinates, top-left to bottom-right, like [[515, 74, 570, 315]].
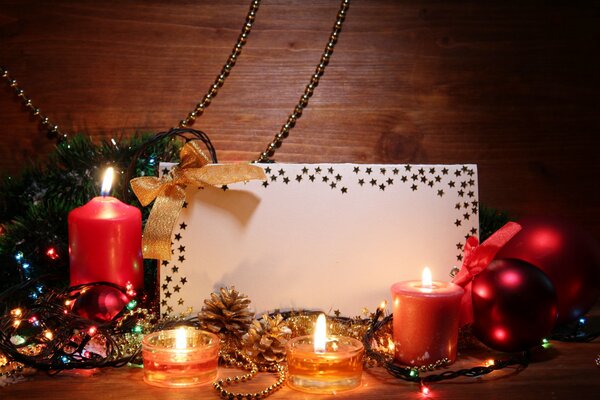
[[46, 247, 60, 260]]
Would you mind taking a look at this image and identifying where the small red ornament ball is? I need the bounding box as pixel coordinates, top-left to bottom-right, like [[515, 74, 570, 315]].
[[72, 285, 129, 323], [496, 217, 600, 324], [472, 259, 558, 352]]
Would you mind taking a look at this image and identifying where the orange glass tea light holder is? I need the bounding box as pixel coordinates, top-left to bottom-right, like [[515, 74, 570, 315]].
[[286, 314, 364, 394], [142, 327, 219, 388], [390, 267, 464, 366]]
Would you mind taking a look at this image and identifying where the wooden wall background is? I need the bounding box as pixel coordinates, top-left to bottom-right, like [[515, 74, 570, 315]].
[[0, 0, 599, 238]]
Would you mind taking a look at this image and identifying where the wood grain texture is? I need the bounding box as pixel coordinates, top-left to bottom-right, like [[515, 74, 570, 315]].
[[0, 0, 599, 240]]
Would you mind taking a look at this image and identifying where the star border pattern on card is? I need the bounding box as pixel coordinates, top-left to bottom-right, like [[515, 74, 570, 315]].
[[158, 164, 478, 317]]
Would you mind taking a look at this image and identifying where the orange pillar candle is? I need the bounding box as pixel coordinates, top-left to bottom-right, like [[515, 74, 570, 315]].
[[142, 327, 219, 388], [286, 314, 364, 394], [68, 168, 143, 289], [390, 267, 464, 366]]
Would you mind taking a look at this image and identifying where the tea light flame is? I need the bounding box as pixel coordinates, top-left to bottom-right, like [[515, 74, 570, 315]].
[[100, 167, 114, 197], [313, 314, 327, 353], [387, 338, 395, 352], [175, 327, 187, 350], [421, 266, 433, 288]]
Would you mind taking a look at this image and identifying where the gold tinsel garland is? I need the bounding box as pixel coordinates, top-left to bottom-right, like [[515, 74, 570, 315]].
[[0, 284, 485, 395], [193, 287, 394, 398], [196, 287, 395, 371], [2, 284, 566, 397]]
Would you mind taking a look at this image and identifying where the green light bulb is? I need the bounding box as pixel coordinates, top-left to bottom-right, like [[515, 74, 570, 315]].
[[127, 300, 138, 310]]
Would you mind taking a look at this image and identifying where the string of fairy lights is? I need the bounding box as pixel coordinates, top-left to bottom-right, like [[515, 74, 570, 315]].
[[1, 277, 598, 396], [0, 129, 596, 395], [362, 304, 531, 395], [0, 133, 598, 394], [0, 281, 144, 372], [0, 0, 596, 393]]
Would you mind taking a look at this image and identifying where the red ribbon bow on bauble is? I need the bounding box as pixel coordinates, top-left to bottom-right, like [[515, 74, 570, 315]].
[[451, 222, 523, 326]]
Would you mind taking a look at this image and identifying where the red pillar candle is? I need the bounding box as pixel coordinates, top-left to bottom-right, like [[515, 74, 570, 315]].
[[68, 168, 143, 289], [390, 267, 463, 366]]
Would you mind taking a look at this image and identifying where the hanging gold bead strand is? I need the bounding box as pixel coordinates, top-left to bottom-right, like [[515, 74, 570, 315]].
[[256, 0, 351, 162], [2, 0, 349, 155], [213, 350, 286, 399], [1, 0, 262, 142], [178, 0, 262, 129], [0, 66, 67, 142]]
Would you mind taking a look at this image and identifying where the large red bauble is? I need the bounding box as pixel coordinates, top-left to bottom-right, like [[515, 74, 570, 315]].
[[72, 285, 129, 323], [472, 259, 558, 352], [496, 217, 600, 324]]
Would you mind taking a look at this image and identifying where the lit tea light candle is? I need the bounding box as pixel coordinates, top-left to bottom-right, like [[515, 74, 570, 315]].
[[286, 314, 364, 394], [142, 327, 219, 388], [68, 167, 143, 289], [391, 267, 464, 366]]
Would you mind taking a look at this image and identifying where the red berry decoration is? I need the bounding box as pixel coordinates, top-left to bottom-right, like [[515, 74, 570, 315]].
[[72, 285, 129, 323], [496, 217, 600, 324], [472, 259, 558, 352]]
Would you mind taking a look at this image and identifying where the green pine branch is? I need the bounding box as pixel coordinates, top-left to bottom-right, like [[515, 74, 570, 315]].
[[0, 135, 510, 295], [0, 133, 179, 294]]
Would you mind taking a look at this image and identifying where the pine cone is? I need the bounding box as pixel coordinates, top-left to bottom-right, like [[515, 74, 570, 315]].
[[242, 314, 292, 366], [198, 287, 253, 341]]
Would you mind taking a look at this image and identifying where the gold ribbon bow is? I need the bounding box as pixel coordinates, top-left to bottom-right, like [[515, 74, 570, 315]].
[[130, 141, 266, 260]]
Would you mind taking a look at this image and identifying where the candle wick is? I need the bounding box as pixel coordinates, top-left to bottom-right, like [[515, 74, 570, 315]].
[[421, 267, 433, 288]]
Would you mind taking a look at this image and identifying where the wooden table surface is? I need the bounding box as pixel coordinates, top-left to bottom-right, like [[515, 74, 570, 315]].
[[2, 331, 599, 400]]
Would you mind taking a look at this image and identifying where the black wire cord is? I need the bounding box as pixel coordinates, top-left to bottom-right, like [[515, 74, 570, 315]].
[[123, 127, 218, 202], [0, 277, 596, 375], [362, 307, 530, 386]]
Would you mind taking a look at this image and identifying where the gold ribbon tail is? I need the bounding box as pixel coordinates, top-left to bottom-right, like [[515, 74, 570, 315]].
[[142, 184, 186, 261], [186, 163, 266, 186], [130, 141, 267, 261]]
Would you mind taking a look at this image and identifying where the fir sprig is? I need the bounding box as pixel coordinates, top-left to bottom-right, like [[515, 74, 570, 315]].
[[0, 134, 508, 296], [479, 204, 510, 242], [0, 133, 179, 294]]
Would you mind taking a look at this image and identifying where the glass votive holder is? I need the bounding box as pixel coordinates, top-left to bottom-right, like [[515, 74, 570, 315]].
[[142, 327, 219, 388], [286, 335, 364, 394]]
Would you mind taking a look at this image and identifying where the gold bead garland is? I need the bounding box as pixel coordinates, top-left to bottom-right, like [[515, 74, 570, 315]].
[[1, 0, 263, 142], [1, 0, 352, 163], [414, 358, 450, 373], [178, 0, 262, 129], [0, 66, 67, 141], [213, 350, 286, 399], [256, 0, 351, 162]]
